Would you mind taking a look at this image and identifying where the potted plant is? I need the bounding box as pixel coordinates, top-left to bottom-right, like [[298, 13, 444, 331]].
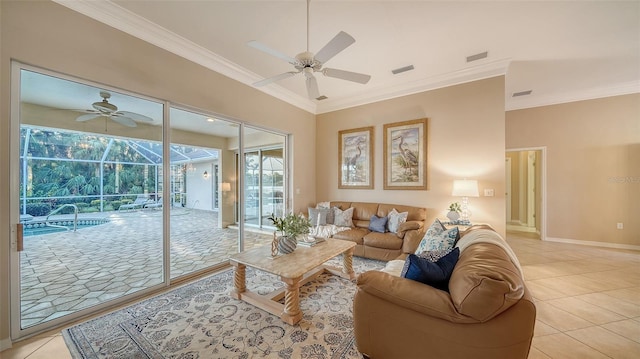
[[447, 202, 461, 222], [268, 213, 312, 254]]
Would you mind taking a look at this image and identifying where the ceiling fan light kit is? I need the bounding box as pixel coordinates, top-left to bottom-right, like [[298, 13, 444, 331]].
[[248, 0, 371, 100]]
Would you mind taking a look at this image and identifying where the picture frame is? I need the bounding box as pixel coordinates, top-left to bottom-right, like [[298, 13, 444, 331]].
[[383, 118, 428, 190], [338, 126, 374, 189]]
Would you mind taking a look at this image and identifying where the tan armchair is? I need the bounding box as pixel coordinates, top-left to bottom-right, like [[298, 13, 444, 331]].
[[353, 228, 536, 359]]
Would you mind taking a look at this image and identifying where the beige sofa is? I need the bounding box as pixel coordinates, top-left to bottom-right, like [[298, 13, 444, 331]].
[[353, 226, 536, 358], [325, 201, 430, 261]]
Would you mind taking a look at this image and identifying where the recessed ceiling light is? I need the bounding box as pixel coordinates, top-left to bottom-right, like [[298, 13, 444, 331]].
[[206, 118, 215, 122], [391, 65, 414, 75], [512, 90, 533, 97], [466, 51, 488, 63]]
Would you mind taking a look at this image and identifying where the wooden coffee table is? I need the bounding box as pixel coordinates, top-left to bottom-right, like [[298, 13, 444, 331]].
[[229, 238, 356, 325]]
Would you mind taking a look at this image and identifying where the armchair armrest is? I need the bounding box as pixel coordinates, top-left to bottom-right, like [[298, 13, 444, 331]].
[[396, 220, 423, 238], [397, 220, 425, 254], [356, 270, 477, 324]]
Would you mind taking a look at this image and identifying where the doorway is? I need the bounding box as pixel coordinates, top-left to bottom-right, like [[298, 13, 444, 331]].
[[505, 147, 546, 240]]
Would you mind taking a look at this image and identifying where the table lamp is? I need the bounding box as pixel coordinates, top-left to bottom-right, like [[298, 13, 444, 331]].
[[452, 179, 479, 222]]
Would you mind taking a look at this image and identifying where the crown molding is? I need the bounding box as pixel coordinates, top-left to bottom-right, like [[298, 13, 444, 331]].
[[316, 59, 512, 114], [506, 80, 640, 111], [52, 0, 510, 115], [52, 1, 639, 116], [52, 0, 317, 114]]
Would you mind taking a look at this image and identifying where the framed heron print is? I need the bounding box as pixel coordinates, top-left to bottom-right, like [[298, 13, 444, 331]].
[[338, 126, 374, 189], [383, 118, 427, 190]]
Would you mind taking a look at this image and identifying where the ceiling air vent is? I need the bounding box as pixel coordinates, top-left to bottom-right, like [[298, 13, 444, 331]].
[[391, 65, 414, 75], [466, 51, 488, 63], [315, 95, 328, 101], [512, 90, 533, 97]]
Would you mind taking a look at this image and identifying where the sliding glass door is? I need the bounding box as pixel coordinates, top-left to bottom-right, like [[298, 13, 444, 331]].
[[241, 130, 286, 230], [169, 107, 240, 279], [10, 63, 286, 340], [12, 67, 165, 335]]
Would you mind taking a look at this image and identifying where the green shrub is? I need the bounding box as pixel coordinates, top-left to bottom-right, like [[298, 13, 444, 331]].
[[75, 202, 89, 209], [24, 203, 51, 216], [110, 200, 122, 210], [90, 199, 102, 207]]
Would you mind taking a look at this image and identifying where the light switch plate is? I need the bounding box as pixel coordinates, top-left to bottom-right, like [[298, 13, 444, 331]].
[[484, 189, 495, 197]]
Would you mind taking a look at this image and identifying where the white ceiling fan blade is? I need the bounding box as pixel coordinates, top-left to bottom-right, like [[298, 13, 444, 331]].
[[314, 31, 355, 64], [253, 71, 300, 87], [247, 40, 299, 65], [322, 68, 371, 84], [306, 75, 320, 99], [76, 113, 102, 122], [111, 115, 137, 127], [117, 111, 154, 123]]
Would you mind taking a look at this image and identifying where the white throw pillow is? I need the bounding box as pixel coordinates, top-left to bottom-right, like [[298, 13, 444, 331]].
[[308, 207, 329, 226], [415, 219, 459, 253], [333, 207, 354, 227], [387, 208, 408, 233], [316, 201, 330, 209]]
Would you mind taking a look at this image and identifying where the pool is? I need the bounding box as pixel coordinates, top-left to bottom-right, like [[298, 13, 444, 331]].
[[22, 218, 110, 237]]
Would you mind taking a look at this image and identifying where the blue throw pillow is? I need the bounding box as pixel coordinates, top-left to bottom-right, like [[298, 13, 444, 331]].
[[368, 215, 388, 233], [401, 247, 460, 291]]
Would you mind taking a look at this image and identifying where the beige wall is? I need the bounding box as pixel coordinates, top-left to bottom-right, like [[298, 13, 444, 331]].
[[506, 94, 640, 246], [317, 77, 507, 234], [0, 0, 314, 344]]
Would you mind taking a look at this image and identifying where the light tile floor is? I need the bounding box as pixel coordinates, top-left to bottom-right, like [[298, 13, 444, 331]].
[[3, 231, 640, 358]]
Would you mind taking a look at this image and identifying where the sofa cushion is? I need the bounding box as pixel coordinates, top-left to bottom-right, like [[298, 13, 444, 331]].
[[350, 202, 380, 222], [369, 215, 388, 233], [449, 243, 525, 322], [400, 248, 460, 291], [332, 227, 369, 245], [334, 207, 355, 227], [387, 208, 408, 233], [363, 232, 403, 250]]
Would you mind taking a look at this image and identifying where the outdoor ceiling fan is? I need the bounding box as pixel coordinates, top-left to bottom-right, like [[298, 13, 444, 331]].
[[248, 0, 371, 99], [75, 91, 154, 127]]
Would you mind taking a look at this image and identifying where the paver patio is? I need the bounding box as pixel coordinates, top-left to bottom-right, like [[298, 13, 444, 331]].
[[19, 208, 272, 328]]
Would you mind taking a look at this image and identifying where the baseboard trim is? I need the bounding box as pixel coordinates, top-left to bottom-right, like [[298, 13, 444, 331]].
[[0, 337, 12, 352], [545, 237, 640, 251], [507, 224, 538, 233]]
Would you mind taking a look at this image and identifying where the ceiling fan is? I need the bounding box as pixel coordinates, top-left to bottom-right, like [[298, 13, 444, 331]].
[[75, 91, 154, 127], [248, 0, 371, 99]]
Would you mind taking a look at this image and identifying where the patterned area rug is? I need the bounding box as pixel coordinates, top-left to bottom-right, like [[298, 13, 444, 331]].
[[63, 256, 384, 358]]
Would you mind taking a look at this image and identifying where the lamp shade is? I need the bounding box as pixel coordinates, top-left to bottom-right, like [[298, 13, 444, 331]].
[[452, 179, 479, 197]]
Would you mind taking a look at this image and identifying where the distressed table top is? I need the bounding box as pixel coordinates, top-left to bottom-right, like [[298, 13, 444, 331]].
[[229, 238, 356, 278]]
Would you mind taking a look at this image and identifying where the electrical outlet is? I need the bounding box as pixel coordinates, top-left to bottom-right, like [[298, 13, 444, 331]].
[[617, 223, 624, 229]]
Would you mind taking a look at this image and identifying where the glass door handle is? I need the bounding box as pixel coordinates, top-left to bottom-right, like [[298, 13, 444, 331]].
[[17, 223, 24, 252]]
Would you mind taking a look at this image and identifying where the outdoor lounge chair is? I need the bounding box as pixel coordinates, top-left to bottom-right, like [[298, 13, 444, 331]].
[[144, 198, 162, 210], [119, 195, 150, 211]]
